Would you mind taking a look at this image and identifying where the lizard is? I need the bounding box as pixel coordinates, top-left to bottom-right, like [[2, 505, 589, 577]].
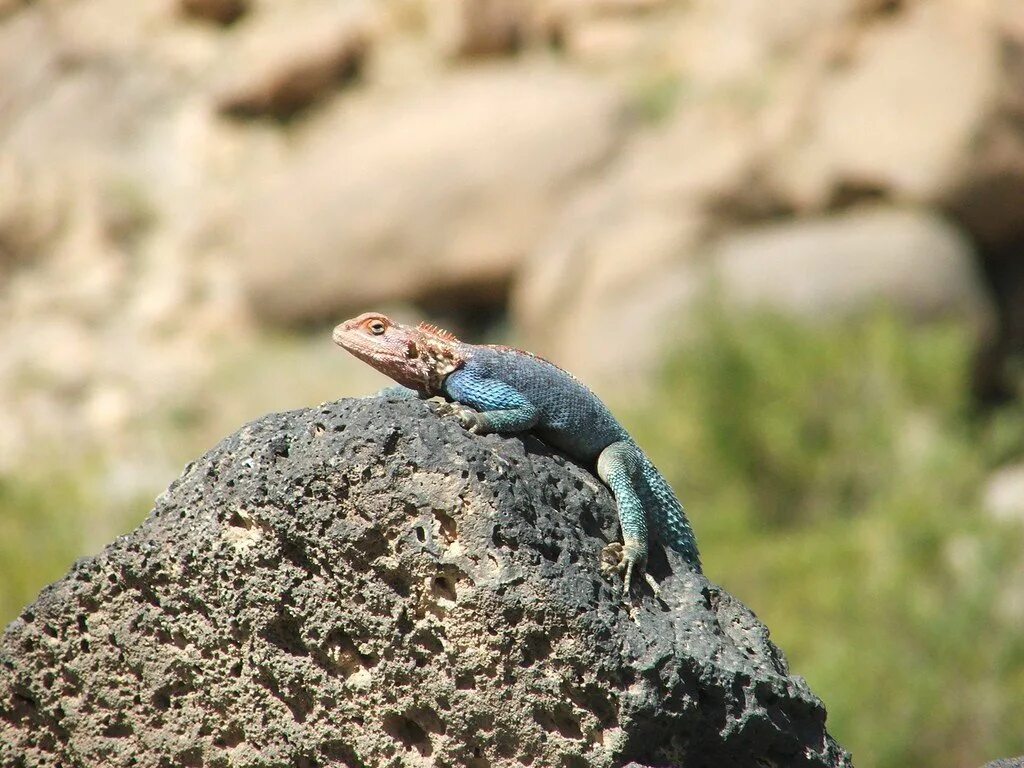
[[332, 311, 701, 593]]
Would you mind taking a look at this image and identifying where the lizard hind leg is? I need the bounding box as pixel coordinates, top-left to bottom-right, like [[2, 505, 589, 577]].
[[597, 441, 658, 596]]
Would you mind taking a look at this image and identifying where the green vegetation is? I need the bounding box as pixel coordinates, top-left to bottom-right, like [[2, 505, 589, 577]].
[[0, 460, 149, 626], [627, 308, 1024, 768], [0, 472, 82, 625], [629, 69, 688, 124]]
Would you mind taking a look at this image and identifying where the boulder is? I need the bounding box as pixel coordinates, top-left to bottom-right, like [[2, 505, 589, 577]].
[[0, 397, 850, 767], [983, 463, 1024, 525], [515, 203, 993, 387], [512, 0, 1011, 384], [511, 101, 755, 382], [178, 0, 248, 26], [234, 64, 624, 325], [941, 5, 1024, 400], [0, 0, 247, 470], [426, 0, 670, 62], [942, 3, 1024, 252], [709, 206, 993, 326], [214, 3, 373, 120], [429, 0, 537, 58], [767, 1, 999, 210]]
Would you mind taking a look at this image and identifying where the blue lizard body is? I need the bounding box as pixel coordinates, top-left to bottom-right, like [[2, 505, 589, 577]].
[[333, 312, 702, 590], [444, 346, 702, 575], [444, 347, 626, 459]]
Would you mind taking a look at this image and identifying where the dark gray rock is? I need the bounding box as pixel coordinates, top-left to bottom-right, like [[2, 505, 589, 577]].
[[0, 397, 851, 767], [983, 759, 1024, 768]]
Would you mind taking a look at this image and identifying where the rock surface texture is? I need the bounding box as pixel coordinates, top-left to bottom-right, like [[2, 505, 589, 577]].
[[983, 759, 1024, 768], [0, 398, 850, 768]]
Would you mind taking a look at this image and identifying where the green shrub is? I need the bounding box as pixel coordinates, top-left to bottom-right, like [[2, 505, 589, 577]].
[[0, 470, 87, 626], [627, 307, 1024, 768], [0, 461, 150, 628]]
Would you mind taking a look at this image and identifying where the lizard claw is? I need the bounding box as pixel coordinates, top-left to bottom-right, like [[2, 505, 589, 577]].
[[600, 542, 625, 576], [600, 542, 658, 599], [436, 401, 488, 434]]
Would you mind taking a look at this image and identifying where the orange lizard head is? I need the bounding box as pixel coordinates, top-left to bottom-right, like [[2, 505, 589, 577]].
[[332, 312, 466, 395]]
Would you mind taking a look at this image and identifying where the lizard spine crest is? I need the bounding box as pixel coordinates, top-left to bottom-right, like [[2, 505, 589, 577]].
[[417, 322, 460, 342]]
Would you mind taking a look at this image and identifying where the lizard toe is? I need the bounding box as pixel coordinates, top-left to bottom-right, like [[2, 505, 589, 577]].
[[601, 542, 654, 599], [433, 401, 455, 417], [458, 411, 481, 432], [437, 402, 484, 433], [600, 543, 625, 576], [455, 407, 490, 435]]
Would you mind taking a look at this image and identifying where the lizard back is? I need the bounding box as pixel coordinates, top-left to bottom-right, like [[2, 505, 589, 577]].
[[452, 345, 629, 462]]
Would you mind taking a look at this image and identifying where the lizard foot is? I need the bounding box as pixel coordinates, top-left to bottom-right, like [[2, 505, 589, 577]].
[[435, 401, 489, 434], [600, 543, 659, 598]]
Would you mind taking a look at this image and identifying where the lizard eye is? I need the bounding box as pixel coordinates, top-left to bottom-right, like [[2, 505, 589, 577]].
[[368, 320, 386, 335]]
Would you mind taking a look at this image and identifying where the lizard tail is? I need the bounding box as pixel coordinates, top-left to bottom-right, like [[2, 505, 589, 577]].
[[638, 451, 702, 572]]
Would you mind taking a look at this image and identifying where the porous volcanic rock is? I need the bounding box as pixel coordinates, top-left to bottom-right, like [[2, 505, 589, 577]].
[[983, 759, 1024, 768], [0, 397, 851, 767]]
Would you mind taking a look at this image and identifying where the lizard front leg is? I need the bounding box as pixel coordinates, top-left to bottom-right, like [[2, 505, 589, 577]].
[[597, 441, 659, 596], [438, 402, 540, 434], [440, 370, 540, 435]]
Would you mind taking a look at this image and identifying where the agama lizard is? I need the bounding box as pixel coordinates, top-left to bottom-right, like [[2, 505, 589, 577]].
[[332, 312, 701, 593]]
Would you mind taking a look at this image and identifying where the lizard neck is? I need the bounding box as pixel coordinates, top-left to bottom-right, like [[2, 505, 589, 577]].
[[416, 339, 467, 396]]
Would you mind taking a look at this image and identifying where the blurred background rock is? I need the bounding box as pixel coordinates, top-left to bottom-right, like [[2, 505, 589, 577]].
[[1, 0, 1023, 765]]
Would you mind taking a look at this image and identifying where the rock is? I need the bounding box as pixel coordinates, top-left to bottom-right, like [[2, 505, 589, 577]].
[[215, 4, 373, 120], [983, 464, 1024, 525], [765, 2, 1000, 211], [0, 0, 248, 470], [710, 206, 993, 327], [983, 759, 1024, 768], [0, 397, 850, 767], [178, 0, 248, 26], [0, 0, 24, 21], [516, 201, 992, 387], [235, 64, 624, 325], [431, 0, 536, 58], [427, 0, 669, 61], [511, 100, 755, 382], [944, 3, 1024, 248], [0, 156, 66, 274], [941, 5, 1024, 401], [510, 0, 1012, 385], [565, 14, 653, 64]]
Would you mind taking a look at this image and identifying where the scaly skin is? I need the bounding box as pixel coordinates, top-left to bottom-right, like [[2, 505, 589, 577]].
[[333, 312, 701, 593]]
